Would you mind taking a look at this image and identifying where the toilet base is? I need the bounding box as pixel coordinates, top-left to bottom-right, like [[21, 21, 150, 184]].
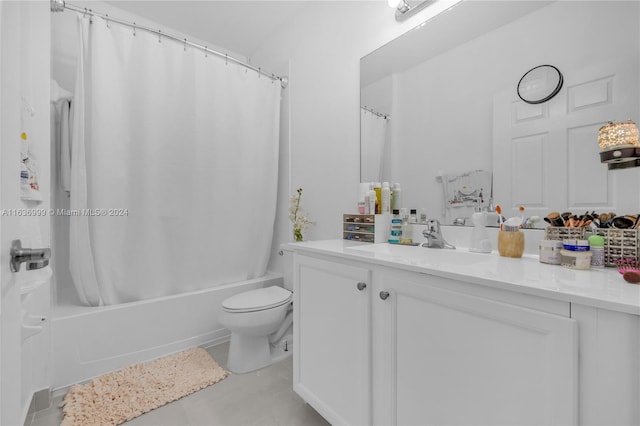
[[227, 333, 272, 374], [226, 332, 293, 374]]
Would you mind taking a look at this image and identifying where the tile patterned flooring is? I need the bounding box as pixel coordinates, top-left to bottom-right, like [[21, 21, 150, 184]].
[[28, 342, 329, 426]]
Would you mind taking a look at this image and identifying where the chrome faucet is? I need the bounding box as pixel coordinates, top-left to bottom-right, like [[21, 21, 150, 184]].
[[422, 219, 456, 249]]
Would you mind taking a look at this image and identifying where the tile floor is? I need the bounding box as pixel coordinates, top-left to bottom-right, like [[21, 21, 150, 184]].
[[28, 342, 329, 426]]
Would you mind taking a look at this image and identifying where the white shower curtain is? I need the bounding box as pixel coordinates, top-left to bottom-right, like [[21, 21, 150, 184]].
[[360, 108, 389, 183], [70, 15, 281, 306]]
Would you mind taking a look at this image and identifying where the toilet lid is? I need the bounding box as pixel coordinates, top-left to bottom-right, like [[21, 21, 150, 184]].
[[222, 286, 292, 313]]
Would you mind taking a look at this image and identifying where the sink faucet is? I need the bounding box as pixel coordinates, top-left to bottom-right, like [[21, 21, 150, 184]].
[[422, 219, 456, 249]]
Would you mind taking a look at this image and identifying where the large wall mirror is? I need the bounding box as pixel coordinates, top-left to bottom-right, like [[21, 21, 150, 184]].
[[361, 0, 640, 226]]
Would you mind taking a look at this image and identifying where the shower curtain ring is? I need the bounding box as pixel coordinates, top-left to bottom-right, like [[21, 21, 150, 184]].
[[205, 47, 208, 58], [225, 54, 228, 65], [158, 30, 162, 43], [132, 24, 136, 36], [105, 14, 110, 28], [258, 68, 261, 78], [184, 38, 187, 52]]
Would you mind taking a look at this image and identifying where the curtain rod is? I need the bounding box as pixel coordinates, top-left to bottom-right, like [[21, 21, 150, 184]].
[[361, 105, 390, 120], [50, 0, 288, 89]]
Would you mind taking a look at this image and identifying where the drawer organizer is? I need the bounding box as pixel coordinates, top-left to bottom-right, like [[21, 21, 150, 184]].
[[343, 214, 390, 243], [545, 226, 639, 266]]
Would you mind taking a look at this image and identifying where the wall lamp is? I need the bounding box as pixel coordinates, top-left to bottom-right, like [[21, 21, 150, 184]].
[[388, 0, 437, 22], [598, 120, 640, 170]]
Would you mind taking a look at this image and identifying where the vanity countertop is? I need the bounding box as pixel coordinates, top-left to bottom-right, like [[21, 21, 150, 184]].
[[286, 239, 640, 316]]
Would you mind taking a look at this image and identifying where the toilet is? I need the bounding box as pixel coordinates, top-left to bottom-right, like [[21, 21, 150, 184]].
[[219, 247, 294, 373]]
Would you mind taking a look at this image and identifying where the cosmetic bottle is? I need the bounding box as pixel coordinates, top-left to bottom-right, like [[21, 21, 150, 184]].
[[367, 184, 376, 215], [381, 182, 391, 214], [389, 209, 402, 244], [419, 208, 428, 224], [399, 208, 413, 244], [374, 182, 382, 214], [392, 183, 402, 211], [364, 183, 371, 214]]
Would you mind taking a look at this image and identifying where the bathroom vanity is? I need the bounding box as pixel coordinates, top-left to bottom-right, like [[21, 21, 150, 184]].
[[289, 240, 640, 425]]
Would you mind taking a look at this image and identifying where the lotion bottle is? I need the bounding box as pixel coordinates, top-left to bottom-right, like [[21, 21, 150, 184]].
[[367, 184, 376, 215], [374, 182, 382, 214], [381, 182, 391, 214], [392, 183, 402, 211]]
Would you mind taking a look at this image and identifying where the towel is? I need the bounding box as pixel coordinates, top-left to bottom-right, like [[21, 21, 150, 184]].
[[60, 100, 72, 193], [51, 79, 73, 194]]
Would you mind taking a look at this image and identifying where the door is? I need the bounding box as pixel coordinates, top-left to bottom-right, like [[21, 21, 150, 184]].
[[493, 55, 640, 220], [1, 2, 26, 423], [1, 2, 51, 423], [293, 254, 371, 425], [373, 269, 577, 426]]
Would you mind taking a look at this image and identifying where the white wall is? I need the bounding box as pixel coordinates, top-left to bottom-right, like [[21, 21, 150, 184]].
[[251, 1, 461, 243]]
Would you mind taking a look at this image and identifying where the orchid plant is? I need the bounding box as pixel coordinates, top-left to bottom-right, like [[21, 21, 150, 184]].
[[289, 188, 313, 242]]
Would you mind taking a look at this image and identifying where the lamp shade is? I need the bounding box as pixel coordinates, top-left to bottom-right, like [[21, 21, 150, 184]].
[[597, 120, 640, 151]]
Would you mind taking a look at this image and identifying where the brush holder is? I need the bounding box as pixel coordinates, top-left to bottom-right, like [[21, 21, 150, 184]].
[[498, 230, 524, 258]]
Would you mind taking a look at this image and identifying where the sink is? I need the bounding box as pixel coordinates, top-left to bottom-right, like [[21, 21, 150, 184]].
[[346, 243, 498, 266]]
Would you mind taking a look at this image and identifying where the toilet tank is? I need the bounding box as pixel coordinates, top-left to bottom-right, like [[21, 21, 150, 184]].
[[280, 246, 294, 291]]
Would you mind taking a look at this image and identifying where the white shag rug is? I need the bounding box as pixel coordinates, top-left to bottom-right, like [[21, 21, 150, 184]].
[[61, 347, 229, 426]]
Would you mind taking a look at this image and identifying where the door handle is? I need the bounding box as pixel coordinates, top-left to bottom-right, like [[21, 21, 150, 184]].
[[10, 240, 50, 272], [356, 282, 367, 291], [379, 291, 390, 300]]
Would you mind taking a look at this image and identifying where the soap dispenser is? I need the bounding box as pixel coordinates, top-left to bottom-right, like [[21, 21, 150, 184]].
[[469, 212, 492, 253]]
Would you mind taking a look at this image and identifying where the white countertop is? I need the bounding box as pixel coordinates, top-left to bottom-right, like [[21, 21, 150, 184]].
[[285, 239, 640, 315]]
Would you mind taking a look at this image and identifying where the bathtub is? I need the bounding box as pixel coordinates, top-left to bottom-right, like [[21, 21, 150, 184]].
[[51, 273, 283, 391]]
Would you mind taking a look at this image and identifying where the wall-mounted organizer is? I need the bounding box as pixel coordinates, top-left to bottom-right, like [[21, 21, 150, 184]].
[[343, 214, 390, 243], [545, 226, 639, 266]]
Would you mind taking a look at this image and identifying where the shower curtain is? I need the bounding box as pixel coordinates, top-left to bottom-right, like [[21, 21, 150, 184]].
[[70, 15, 281, 306], [360, 108, 389, 183]]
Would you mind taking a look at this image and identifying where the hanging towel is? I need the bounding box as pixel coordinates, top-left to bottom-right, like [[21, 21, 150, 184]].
[[59, 100, 72, 193], [51, 79, 73, 194], [51, 79, 73, 103]]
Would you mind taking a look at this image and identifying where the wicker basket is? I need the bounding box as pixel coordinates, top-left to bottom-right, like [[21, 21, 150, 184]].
[[546, 226, 640, 266], [592, 228, 639, 267], [544, 226, 586, 241]]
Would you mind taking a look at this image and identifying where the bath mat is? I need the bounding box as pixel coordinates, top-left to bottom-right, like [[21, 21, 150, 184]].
[[60, 347, 229, 426]]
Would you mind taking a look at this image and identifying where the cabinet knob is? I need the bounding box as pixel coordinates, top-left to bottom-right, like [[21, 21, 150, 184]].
[[356, 282, 367, 291], [379, 291, 390, 300]]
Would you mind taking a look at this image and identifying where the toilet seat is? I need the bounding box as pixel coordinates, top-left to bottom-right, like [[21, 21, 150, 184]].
[[222, 286, 292, 313]]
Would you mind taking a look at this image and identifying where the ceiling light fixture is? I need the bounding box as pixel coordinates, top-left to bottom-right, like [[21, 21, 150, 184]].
[[389, 0, 436, 22]]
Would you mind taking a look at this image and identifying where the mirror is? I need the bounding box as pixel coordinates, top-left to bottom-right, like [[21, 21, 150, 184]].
[[517, 65, 563, 105], [361, 1, 640, 226]]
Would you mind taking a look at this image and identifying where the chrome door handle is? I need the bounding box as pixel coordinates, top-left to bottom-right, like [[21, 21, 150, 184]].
[[10, 240, 50, 272], [379, 291, 390, 300], [356, 282, 367, 291]]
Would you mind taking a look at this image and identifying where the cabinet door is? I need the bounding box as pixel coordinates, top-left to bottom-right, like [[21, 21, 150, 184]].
[[293, 254, 371, 425], [373, 269, 577, 426]]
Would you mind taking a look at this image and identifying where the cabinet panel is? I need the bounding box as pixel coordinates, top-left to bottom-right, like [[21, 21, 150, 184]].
[[293, 254, 371, 425], [572, 304, 640, 425], [374, 270, 577, 426]]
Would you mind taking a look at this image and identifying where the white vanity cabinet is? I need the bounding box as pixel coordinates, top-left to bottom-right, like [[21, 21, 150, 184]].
[[293, 251, 578, 425], [371, 268, 577, 426], [293, 254, 372, 426]]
